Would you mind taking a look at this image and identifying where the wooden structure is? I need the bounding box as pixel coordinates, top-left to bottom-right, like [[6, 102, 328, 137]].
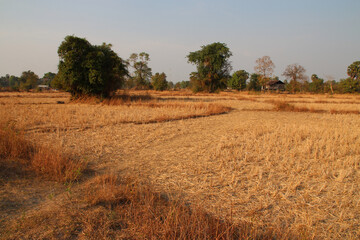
[[265, 80, 285, 91]]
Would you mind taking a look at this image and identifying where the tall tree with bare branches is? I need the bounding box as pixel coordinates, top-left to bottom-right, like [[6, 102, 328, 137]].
[[254, 56, 275, 89], [282, 63, 308, 93]]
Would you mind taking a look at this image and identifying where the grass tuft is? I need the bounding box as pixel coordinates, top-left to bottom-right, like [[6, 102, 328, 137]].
[[0, 126, 86, 182]]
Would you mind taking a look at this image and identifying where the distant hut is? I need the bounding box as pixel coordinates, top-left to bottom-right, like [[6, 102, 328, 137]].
[[265, 80, 285, 91]]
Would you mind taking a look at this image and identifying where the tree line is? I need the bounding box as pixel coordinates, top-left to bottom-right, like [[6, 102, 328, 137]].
[[1, 36, 359, 96]]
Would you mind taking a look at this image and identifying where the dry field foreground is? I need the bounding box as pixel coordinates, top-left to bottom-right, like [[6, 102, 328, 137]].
[[1, 91, 360, 239]]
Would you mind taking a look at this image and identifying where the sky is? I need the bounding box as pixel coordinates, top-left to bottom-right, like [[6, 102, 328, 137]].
[[1, 0, 359, 82]]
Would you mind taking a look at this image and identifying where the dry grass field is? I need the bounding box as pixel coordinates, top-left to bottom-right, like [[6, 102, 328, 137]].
[[1, 90, 359, 239]]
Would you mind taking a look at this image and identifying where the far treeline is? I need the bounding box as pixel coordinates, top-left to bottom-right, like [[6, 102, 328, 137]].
[[1, 36, 359, 97]]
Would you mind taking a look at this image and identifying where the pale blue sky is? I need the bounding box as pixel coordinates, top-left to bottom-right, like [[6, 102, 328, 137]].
[[1, 0, 359, 82]]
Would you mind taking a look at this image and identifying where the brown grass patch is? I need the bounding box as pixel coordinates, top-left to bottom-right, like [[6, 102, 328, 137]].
[[267, 100, 360, 115], [2, 173, 296, 239], [0, 126, 86, 182]]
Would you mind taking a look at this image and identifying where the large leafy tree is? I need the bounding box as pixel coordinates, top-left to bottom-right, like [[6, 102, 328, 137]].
[[187, 42, 232, 93], [56, 35, 128, 98], [127, 52, 152, 89], [228, 70, 249, 91]]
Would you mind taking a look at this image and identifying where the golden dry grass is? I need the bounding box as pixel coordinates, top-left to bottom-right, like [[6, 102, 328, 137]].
[[0, 92, 231, 132], [1, 91, 360, 239], [0, 126, 86, 183], [2, 173, 287, 239]]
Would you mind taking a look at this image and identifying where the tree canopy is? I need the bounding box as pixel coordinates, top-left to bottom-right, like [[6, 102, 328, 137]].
[[247, 73, 261, 91], [282, 64, 308, 93], [254, 56, 275, 89], [151, 72, 168, 91], [127, 52, 152, 89], [19, 71, 39, 91], [309, 74, 324, 93], [228, 70, 249, 91], [347, 61, 360, 80], [56, 35, 128, 98], [187, 42, 232, 92]]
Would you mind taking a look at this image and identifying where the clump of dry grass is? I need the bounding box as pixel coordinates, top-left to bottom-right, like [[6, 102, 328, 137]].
[[268, 100, 360, 115], [271, 100, 312, 112], [0, 126, 86, 182], [2, 173, 292, 240]]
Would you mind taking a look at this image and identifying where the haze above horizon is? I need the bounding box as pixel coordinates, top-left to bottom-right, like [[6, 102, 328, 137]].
[[1, 0, 359, 82]]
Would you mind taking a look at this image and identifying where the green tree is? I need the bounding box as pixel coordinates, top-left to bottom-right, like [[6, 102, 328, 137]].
[[339, 78, 360, 93], [309, 74, 324, 93], [187, 42, 232, 93], [167, 81, 174, 90], [9, 75, 20, 90], [56, 35, 128, 98], [247, 73, 261, 91], [347, 61, 360, 81], [127, 52, 152, 89], [340, 61, 360, 93], [41, 72, 56, 85], [151, 72, 168, 91], [180, 80, 190, 89], [228, 70, 249, 90], [0, 74, 10, 88], [19, 70, 39, 90]]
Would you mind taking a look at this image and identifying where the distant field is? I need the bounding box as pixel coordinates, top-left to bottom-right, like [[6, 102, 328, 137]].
[[1, 91, 359, 239]]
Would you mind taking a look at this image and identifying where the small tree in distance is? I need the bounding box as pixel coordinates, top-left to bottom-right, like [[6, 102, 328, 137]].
[[309, 74, 324, 93], [127, 52, 152, 89], [247, 73, 261, 91], [254, 56, 275, 89], [227, 70, 249, 91], [282, 63, 308, 93], [151, 72, 168, 91], [19, 71, 39, 91]]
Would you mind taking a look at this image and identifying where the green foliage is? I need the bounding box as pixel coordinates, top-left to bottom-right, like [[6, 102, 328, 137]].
[[347, 61, 360, 80], [247, 73, 261, 91], [174, 80, 190, 90], [56, 35, 128, 98], [41, 72, 56, 85], [127, 52, 152, 89], [339, 77, 360, 93], [0, 74, 10, 88], [151, 72, 168, 91], [309, 74, 324, 93], [339, 61, 360, 93], [19, 71, 39, 91], [167, 81, 174, 90], [187, 42, 232, 93], [228, 70, 249, 90], [9, 76, 20, 90]]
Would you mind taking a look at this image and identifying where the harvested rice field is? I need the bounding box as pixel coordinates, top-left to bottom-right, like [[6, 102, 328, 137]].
[[1, 91, 360, 239]]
